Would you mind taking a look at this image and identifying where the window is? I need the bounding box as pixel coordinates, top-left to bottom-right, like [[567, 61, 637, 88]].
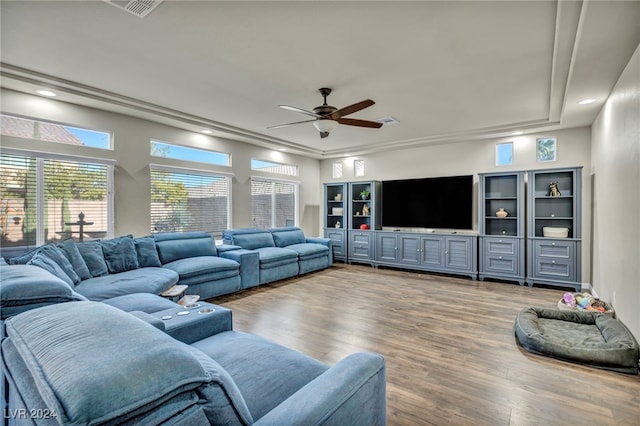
[[496, 142, 513, 166], [536, 137, 557, 162], [0, 114, 112, 150], [150, 167, 230, 239], [0, 152, 113, 251], [354, 159, 365, 177], [251, 178, 297, 228], [151, 140, 230, 166], [251, 159, 298, 176], [333, 161, 343, 179]]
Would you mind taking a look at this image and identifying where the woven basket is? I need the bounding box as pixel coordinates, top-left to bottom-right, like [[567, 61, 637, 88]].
[[557, 293, 614, 316]]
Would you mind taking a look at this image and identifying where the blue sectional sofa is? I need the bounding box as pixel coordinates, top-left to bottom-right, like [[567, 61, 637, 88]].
[[2, 301, 386, 425], [1, 232, 259, 311], [222, 227, 332, 285]]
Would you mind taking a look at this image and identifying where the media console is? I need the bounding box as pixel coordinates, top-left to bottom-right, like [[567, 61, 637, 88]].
[[349, 230, 478, 280]]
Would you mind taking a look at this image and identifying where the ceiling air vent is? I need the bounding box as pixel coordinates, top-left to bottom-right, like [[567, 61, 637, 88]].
[[377, 116, 400, 126], [103, 0, 163, 18]]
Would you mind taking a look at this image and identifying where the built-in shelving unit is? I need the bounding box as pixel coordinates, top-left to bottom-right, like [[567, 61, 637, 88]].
[[347, 181, 381, 265], [527, 167, 582, 291], [323, 183, 348, 261], [478, 172, 525, 284]]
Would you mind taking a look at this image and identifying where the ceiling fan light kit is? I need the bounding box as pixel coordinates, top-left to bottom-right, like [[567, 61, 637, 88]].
[[269, 88, 382, 138]]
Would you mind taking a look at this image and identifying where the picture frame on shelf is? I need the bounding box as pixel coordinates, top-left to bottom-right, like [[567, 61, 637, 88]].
[[536, 137, 556, 162]]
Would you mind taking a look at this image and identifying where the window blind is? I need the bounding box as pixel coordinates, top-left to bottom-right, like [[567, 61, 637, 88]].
[[150, 168, 229, 239], [251, 178, 296, 228]]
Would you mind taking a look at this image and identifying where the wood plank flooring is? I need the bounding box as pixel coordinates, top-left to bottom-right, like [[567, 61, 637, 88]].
[[210, 264, 640, 426]]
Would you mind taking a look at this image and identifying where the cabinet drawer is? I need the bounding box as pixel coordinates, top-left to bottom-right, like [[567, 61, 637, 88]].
[[534, 239, 573, 259], [349, 231, 373, 260], [485, 254, 518, 274], [484, 237, 518, 255]]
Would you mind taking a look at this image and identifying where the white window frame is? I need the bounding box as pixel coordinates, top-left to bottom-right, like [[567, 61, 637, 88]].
[[0, 147, 115, 247]]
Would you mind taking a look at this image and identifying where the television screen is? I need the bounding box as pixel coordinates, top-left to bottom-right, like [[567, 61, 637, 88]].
[[382, 175, 473, 230]]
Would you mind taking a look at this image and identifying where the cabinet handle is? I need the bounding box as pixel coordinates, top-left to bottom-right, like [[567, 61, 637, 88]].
[[499, 256, 502, 260], [499, 240, 502, 243], [551, 242, 556, 246], [551, 260, 556, 264]]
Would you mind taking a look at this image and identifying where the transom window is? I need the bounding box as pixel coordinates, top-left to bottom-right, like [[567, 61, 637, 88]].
[[0, 114, 112, 150], [151, 140, 230, 166], [251, 159, 298, 176]]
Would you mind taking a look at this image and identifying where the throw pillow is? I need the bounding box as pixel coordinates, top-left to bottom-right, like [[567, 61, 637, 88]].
[[38, 244, 81, 285], [101, 235, 139, 274], [27, 252, 75, 287], [57, 239, 92, 280], [134, 237, 162, 267], [8, 246, 40, 265], [76, 240, 109, 277]]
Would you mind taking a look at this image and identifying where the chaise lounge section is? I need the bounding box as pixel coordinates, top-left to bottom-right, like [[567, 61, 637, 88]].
[[2, 301, 386, 425]]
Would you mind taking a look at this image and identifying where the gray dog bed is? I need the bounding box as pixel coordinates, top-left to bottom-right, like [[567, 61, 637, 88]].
[[515, 307, 639, 374]]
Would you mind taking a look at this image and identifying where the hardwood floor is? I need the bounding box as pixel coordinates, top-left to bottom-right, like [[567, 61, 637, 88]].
[[210, 264, 640, 425]]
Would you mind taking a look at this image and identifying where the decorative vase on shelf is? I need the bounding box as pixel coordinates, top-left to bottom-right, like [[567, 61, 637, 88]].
[[335, 221, 340, 228], [495, 208, 508, 218], [334, 194, 342, 201]]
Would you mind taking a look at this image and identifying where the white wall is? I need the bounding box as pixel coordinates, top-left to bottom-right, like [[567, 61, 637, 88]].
[[0, 89, 321, 238], [590, 43, 640, 342], [320, 127, 592, 283]]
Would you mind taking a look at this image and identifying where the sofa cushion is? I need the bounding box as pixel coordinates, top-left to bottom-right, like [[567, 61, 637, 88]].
[[134, 236, 162, 267], [7, 246, 40, 265], [101, 293, 178, 313], [192, 331, 328, 421], [163, 256, 239, 281], [101, 235, 139, 274], [0, 264, 87, 319], [57, 238, 92, 280], [76, 240, 109, 278], [282, 242, 330, 261], [270, 227, 306, 247], [3, 302, 222, 425], [27, 251, 75, 287], [153, 232, 217, 264], [74, 267, 178, 301], [254, 247, 298, 267], [226, 230, 275, 250], [33, 244, 82, 285]]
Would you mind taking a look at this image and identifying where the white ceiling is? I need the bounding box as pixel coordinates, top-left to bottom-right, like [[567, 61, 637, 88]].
[[1, 1, 639, 159]]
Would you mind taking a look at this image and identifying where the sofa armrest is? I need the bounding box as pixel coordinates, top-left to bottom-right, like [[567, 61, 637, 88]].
[[219, 249, 260, 289], [255, 352, 386, 425], [128, 310, 166, 332], [217, 244, 242, 253], [305, 237, 332, 248]]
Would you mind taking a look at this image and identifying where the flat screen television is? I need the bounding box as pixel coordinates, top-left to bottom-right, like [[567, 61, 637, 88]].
[[382, 175, 473, 230]]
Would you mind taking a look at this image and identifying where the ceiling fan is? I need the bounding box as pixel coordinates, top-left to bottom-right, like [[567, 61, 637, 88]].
[[268, 88, 382, 138]]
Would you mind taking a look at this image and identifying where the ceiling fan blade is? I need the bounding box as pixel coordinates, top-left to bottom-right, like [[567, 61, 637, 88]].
[[279, 105, 324, 119], [267, 119, 316, 129], [336, 117, 383, 128], [330, 99, 375, 119]]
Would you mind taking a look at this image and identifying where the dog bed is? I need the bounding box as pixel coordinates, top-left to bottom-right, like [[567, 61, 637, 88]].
[[515, 307, 639, 374]]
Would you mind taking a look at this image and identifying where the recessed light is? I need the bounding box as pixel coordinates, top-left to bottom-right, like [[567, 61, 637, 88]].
[[36, 90, 56, 97], [278, 148, 286, 151], [578, 98, 596, 105], [512, 131, 523, 135], [202, 129, 213, 134]]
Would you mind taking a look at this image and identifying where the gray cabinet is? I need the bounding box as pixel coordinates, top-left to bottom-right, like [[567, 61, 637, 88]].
[[527, 167, 582, 291], [374, 231, 477, 279], [323, 183, 348, 261], [478, 172, 525, 284]]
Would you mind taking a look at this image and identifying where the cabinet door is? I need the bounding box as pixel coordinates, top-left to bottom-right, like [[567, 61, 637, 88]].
[[420, 236, 444, 267], [399, 235, 420, 265], [445, 236, 473, 271], [376, 233, 398, 262]]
